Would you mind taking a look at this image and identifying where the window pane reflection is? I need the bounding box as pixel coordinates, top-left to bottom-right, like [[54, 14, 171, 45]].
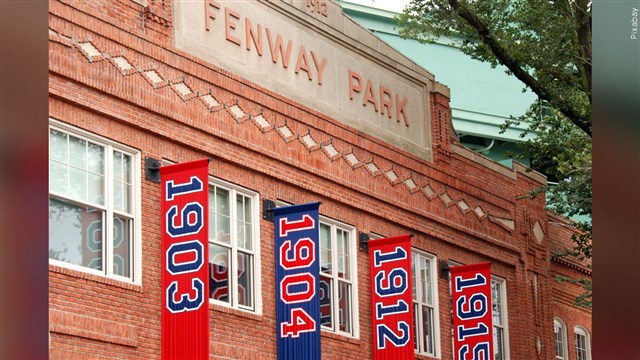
[[422, 305, 433, 354], [320, 224, 332, 274], [319, 275, 333, 330], [112, 215, 131, 277], [49, 198, 103, 271], [237, 251, 253, 309], [209, 244, 230, 304], [338, 281, 351, 333]]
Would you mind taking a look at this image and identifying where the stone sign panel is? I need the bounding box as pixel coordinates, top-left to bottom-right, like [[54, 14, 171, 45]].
[[174, 0, 434, 160]]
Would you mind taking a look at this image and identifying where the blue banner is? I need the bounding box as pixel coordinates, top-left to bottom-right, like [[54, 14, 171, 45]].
[[274, 202, 321, 360]]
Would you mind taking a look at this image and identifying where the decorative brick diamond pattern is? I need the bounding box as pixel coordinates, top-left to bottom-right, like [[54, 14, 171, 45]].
[[172, 82, 193, 100], [457, 200, 470, 213], [344, 153, 359, 167], [440, 192, 453, 207], [77, 42, 103, 61], [111, 56, 134, 74], [365, 161, 380, 175], [301, 134, 318, 149], [533, 221, 545, 244], [384, 169, 399, 184], [277, 125, 295, 142], [422, 185, 436, 199], [322, 143, 339, 159], [201, 94, 224, 111], [228, 104, 245, 119], [404, 178, 417, 190], [143, 70, 164, 88], [252, 114, 271, 130], [65, 35, 516, 228]]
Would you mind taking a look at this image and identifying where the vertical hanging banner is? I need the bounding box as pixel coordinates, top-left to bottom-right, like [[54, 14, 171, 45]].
[[160, 159, 209, 360], [369, 234, 415, 360], [450, 262, 494, 360], [273, 202, 321, 360]]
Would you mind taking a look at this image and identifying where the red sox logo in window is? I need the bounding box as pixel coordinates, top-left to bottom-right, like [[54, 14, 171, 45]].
[[209, 251, 247, 304], [319, 275, 347, 330], [83, 208, 127, 275]]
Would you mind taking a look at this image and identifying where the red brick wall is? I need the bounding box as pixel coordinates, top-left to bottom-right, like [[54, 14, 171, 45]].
[[47, 1, 587, 359], [549, 213, 592, 360]]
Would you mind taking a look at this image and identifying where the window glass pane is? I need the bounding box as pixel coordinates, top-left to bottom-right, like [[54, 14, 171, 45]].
[[50, 129, 68, 163], [575, 332, 587, 360], [236, 195, 244, 223], [237, 220, 245, 249], [88, 173, 104, 205], [112, 215, 131, 278], [554, 322, 564, 358], [411, 253, 417, 301], [113, 151, 123, 182], [217, 213, 231, 244], [208, 190, 217, 240], [216, 188, 230, 216], [69, 167, 87, 201], [338, 281, 351, 333], [122, 153, 131, 183], [209, 244, 230, 304], [421, 257, 429, 304], [337, 230, 345, 254], [422, 305, 434, 355], [244, 196, 253, 250], [320, 224, 332, 274], [87, 143, 104, 175], [337, 230, 349, 280], [237, 251, 253, 309], [492, 281, 503, 325], [337, 250, 345, 280], [112, 152, 131, 213], [244, 196, 252, 224], [216, 189, 231, 244], [494, 326, 504, 360], [319, 275, 333, 329], [236, 195, 252, 251], [113, 181, 123, 212], [339, 252, 349, 280], [50, 161, 68, 195], [123, 183, 131, 213], [49, 198, 103, 271], [243, 223, 252, 251], [413, 303, 419, 350], [69, 136, 87, 169]]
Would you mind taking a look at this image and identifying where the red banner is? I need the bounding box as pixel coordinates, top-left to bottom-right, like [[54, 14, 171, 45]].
[[161, 159, 209, 360], [450, 262, 494, 360], [369, 234, 414, 360]]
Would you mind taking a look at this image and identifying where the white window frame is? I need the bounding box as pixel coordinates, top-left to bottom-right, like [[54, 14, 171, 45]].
[[319, 216, 359, 338], [48, 119, 142, 284], [208, 177, 261, 315], [574, 326, 591, 360], [554, 318, 568, 360], [491, 276, 510, 360], [411, 248, 441, 358]]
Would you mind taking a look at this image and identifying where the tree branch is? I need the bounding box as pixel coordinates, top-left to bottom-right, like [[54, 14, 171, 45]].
[[448, 0, 591, 137], [573, 0, 592, 100]]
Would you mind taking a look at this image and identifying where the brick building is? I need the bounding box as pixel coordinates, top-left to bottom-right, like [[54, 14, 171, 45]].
[[47, 0, 591, 359]]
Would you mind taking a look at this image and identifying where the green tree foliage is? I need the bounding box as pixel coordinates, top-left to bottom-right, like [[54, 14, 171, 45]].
[[398, 0, 591, 307]]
